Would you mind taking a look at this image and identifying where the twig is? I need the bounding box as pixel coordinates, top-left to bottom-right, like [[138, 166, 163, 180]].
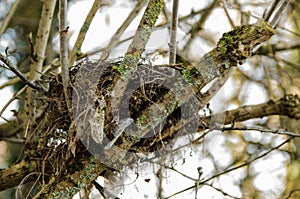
[[169, 0, 179, 64], [222, 0, 235, 28], [0, 54, 45, 92], [203, 183, 243, 199], [0, 85, 27, 120], [221, 126, 300, 137], [263, 0, 291, 28], [164, 137, 293, 198], [269, 0, 291, 27], [59, 0, 72, 114], [69, 0, 103, 67], [0, 0, 20, 36]]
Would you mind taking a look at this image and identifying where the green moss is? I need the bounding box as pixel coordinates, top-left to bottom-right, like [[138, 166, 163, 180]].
[[116, 54, 139, 79], [143, 0, 164, 27], [137, 114, 148, 127], [182, 67, 202, 87], [216, 21, 275, 61], [167, 101, 178, 113]]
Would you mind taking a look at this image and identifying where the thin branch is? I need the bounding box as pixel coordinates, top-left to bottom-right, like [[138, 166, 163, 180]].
[[59, 0, 72, 114], [0, 0, 20, 36], [221, 126, 300, 137], [203, 183, 244, 199], [262, 0, 291, 27], [0, 85, 27, 121], [263, 0, 281, 22], [0, 54, 45, 92], [69, 0, 103, 67], [222, 0, 235, 28], [169, 0, 179, 64], [202, 94, 300, 125], [269, 0, 291, 27], [165, 137, 293, 199]]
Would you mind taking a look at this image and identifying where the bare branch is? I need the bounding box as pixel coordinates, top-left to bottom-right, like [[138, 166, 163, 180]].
[[221, 126, 300, 137], [59, 0, 72, 113], [222, 0, 235, 28], [263, 0, 281, 22], [165, 137, 292, 198], [0, 53, 45, 92], [169, 0, 179, 64], [263, 0, 291, 27], [24, 0, 57, 130], [0, 0, 20, 35]]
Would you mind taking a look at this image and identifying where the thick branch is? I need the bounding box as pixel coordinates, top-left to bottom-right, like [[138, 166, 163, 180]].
[[205, 94, 300, 125], [34, 157, 107, 199], [116, 0, 164, 77], [0, 160, 39, 192]]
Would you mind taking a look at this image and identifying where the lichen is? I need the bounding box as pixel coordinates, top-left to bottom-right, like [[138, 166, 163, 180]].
[[137, 114, 148, 127], [182, 67, 203, 87], [116, 54, 139, 79], [48, 157, 102, 199], [216, 21, 275, 62], [143, 0, 164, 27]]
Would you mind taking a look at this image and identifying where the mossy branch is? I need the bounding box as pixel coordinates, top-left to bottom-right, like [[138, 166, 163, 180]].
[[35, 157, 107, 199], [117, 0, 164, 78]]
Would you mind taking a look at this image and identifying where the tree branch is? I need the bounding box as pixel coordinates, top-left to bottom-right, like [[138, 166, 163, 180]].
[[0, 160, 39, 192], [0, 54, 45, 92], [169, 0, 179, 64], [59, 0, 72, 114]]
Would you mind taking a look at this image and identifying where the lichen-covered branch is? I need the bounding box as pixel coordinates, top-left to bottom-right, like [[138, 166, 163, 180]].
[[207, 93, 300, 125], [34, 157, 107, 199], [0, 160, 38, 192], [117, 0, 164, 77]]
